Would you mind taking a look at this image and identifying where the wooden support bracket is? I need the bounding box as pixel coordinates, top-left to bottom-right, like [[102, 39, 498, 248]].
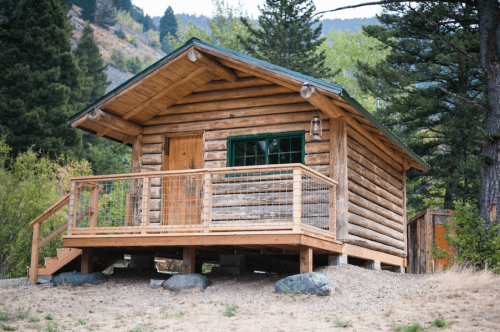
[[87, 108, 143, 136], [300, 246, 313, 274], [183, 247, 196, 274], [187, 48, 237, 82]]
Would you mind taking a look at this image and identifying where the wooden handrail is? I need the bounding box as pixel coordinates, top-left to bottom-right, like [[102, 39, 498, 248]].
[[30, 194, 70, 227]]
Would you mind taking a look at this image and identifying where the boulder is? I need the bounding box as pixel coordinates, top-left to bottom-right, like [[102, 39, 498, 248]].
[[53, 272, 107, 287], [275, 272, 337, 296], [162, 274, 210, 292]]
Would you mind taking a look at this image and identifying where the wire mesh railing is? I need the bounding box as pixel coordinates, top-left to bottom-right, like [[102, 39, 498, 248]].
[[66, 164, 337, 236]]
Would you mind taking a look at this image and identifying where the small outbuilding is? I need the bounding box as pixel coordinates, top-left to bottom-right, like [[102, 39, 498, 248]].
[[29, 38, 427, 283]]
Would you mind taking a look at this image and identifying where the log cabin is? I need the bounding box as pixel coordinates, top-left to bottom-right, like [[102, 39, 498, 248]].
[[28, 38, 427, 283]]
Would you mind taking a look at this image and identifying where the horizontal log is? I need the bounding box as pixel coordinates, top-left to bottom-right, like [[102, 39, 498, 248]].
[[348, 192, 404, 224], [142, 143, 163, 154], [87, 108, 143, 136], [211, 203, 328, 221], [187, 49, 237, 82], [347, 126, 403, 169], [204, 151, 226, 161], [348, 147, 403, 190], [150, 186, 161, 199], [204, 160, 226, 168], [348, 168, 403, 205], [144, 111, 327, 135], [146, 103, 316, 125], [204, 121, 330, 141], [149, 211, 160, 222], [212, 180, 293, 195], [348, 137, 403, 176], [345, 235, 406, 257], [142, 154, 163, 165], [193, 77, 274, 92], [205, 140, 227, 152], [211, 190, 329, 207], [308, 165, 330, 176], [348, 223, 405, 250], [143, 134, 163, 144], [141, 164, 163, 171], [156, 93, 305, 116], [347, 160, 402, 199], [304, 153, 329, 166], [149, 199, 162, 211], [348, 181, 403, 216], [176, 85, 294, 105], [348, 212, 403, 240], [305, 141, 330, 154]]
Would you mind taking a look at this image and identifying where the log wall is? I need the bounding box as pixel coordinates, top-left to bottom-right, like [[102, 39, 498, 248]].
[[345, 125, 407, 257]]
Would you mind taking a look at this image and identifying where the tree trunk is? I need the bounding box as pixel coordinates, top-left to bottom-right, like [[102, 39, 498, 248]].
[[478, 0, 500, 224]]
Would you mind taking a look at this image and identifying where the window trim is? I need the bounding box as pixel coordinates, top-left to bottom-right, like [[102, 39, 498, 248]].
[[226, 131, 305, 167]]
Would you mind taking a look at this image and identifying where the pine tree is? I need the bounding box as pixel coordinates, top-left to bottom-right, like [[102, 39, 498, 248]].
[[143, 14, 156, 32], [357, 3, 486, 213], [113, 0, 132, 12], [0, 0, 83, 158], [74, 23, 110, 104], [239, 0, 331, 79], [73, 0, 96, 22], [94, 0, 117, 28], [160, 6, 178, 53]]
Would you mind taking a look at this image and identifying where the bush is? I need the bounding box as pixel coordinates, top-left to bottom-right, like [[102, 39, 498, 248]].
[[445, 201, 500, 272], [110, 49, 147, 74], [128, 35, 138, 48], [127, 56, 143, 74], [117, 10, 143, 32], [111, 49, 127, 71], [114, 28, 126, 40]]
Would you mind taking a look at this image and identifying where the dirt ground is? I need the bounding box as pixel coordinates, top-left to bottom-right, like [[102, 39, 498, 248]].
[[0, 264, 499, 332]]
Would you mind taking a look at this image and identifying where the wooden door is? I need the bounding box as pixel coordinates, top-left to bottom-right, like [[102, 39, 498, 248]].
[[163, 134, 204, 226]]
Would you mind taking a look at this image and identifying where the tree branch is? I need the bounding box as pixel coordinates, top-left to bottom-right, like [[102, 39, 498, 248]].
[[437, 84, 487, 110]]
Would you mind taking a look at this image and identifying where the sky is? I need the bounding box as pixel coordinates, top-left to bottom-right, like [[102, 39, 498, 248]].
[[131, 0, 382, 20]]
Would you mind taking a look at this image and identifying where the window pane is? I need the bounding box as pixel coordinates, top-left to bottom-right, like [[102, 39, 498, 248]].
[[280, 153, 290, 164], [291, 137, 302, 152], [268, 154, 279, 164], [291, 152, 302, 163], [268, 139, 279, 153], [279, 138, 291, 153], [234, 157, 244, 166], [256, 156, 265, 165], [245, 156, 255, 166], [235, 142, 245, 156], [256, 141, 266, 155], [246, 141, 256, 155]]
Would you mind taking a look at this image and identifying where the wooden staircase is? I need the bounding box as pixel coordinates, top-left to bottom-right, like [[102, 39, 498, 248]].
[[37, 248, 82, 276]]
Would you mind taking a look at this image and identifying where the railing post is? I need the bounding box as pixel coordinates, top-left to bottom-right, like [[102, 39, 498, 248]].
[[89, 183, 99, 232], [293, 168, 302, 232], [329, 184, 337, 236], [29, 222, 41, 284], [67, 181, 77, 235], [202, 171, 212, 233], [141, 176, 150, 234]]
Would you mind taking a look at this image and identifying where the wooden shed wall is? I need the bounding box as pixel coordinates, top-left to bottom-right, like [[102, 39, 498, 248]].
[[345, 125, 407, 257]]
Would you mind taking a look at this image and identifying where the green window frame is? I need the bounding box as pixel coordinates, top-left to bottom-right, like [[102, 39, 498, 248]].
[[227, 131, 305, 167]]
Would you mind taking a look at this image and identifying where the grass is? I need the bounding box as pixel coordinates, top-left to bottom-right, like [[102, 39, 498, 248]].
[[164, 311, 186, 319], [1, 325, 18, 331], [432, 318, 453, 328], [36, 310, 43, 314], [78, 318, 86, 325], [334, 318, 352, 328], [392, 322, 425, 332], [128, 327, 151, 332], [16, 307, 29, 319], [29, 317, 40, 323], [44, 322, 59, 332], [0, 312, 9, 322], [44, 314, 53, 321], [221, 304, 238, 317]]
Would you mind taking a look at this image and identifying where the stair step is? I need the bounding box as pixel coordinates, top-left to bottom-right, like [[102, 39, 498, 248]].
[[38, 248, 82, 276]]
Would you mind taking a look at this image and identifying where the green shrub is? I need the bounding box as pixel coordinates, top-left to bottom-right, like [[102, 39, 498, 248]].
[[117, 11, 143, 32], [334, 318, 352, 328], [2, 325, 18, 331], [127, 56, 143, 74], [221, 304, 238, 317], [149, 40, 160, 49], [114, 28, 126, 40], [445, 201, 500, 272], [111, 49, 127, 71], [432, 318, 452, 328], [392, 322, 425, 332], [128, 35, 138, 48]]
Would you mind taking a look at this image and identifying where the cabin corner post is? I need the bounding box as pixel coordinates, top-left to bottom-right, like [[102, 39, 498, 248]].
[[29, 222, 41, 284], [132, 134, 143, 173], [293, 168, 302, 232], [330, 118, 348, 242]]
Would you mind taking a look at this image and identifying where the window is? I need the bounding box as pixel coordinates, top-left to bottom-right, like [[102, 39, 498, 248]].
[[227, 132, 305, 167]]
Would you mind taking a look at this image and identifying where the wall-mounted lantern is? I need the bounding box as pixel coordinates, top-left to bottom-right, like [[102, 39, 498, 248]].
[[310, 116, 322, 141]]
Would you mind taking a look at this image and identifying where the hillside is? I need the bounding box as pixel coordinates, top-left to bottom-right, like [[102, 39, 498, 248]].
[[69, 6, 166, 93]]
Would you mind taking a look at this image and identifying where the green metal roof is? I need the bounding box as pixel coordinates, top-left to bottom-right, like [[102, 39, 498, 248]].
[[67, 38, 428, 170]]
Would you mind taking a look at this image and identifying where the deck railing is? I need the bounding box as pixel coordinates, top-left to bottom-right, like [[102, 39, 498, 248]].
[[66, 164, 337, 237]]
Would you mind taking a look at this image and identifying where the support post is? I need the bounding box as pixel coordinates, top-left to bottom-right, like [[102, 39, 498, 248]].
[[366, 261, 381, 270], [29, 223, 41, 284], [202, 172, 212, 233], [89, 185, 99, 231], [183, 247, 196, 274], [328, 254, 347, 266], [67, 182, 76, 235], [141, 176, 150, 234], [293, 168, 302, 232], [329, 185, 336, 235], [300, 246, 313, 274], [81, 249, 93, 274], [330, 118, 348, 241]]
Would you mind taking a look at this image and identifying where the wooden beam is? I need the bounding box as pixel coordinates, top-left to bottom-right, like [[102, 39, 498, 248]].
[[183, 247, 196, 274], [87, 108, 143, 136], [194, 77, 273, 92], [81, 248, 93, 274], [70, 115, 88, 128], [122, 66, 207, 120], [300, 246, 313, 273], [96, 126, 111, 138], [39, 222, 68, 249], [188, 49, 237, 82], [29, 223, 41, 284], [30, 194, 70, 227], [131, 135, 143, 173], [330, 118, 348, 241]]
